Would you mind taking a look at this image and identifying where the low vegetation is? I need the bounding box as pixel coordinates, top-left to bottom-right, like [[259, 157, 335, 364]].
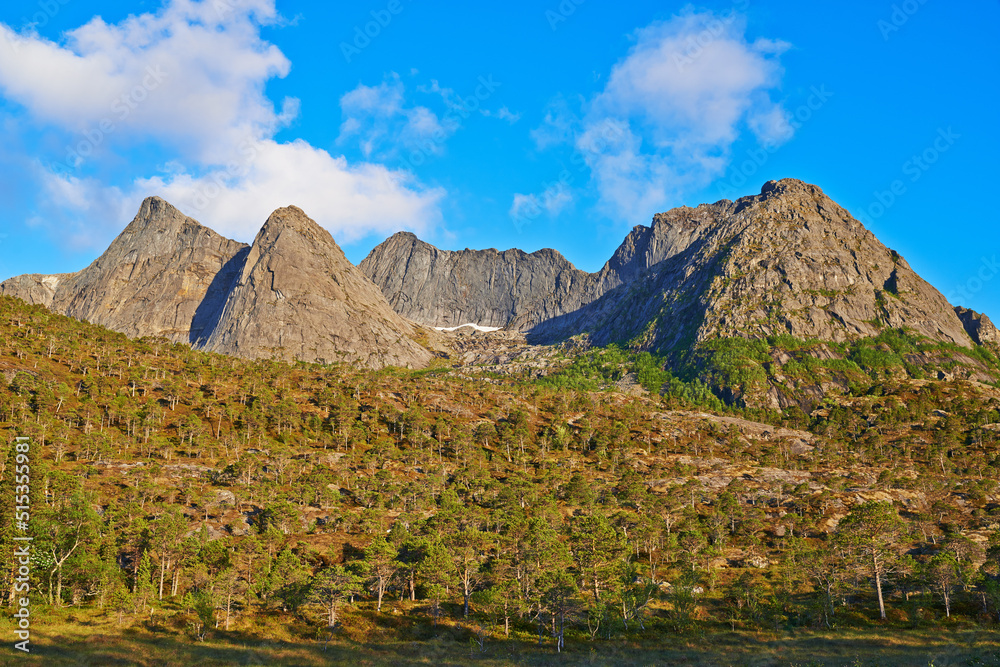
[[2, 296, 1000, 664]]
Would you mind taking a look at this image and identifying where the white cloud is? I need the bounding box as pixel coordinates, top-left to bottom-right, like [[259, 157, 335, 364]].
[[31, 171, 134, 250], [597, 14, 789, 149], [530, 95, 580, 150], [337, 75, 451, 160], [340, 73, 509, 168], [481, 106, 522, 124], [746, 100, 794, 148], [41, 139, 445, 246], [509, 181, 573, 226], [541, 183, 573, 216], [533, 9, 792, 222], [0, 0, 447, 250], [0, 0, 292, 163], [576, 120, 686, 223]]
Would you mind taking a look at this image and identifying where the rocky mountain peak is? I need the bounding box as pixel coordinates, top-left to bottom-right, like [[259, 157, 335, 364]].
[[1, 200, 248, 343], [257, 205, 330, 242], [758, 177, 821, 200], [2, 178, 991, 374], [362, 178, 980, 354], [128, 196, 189, 230], [204, 206, 435, 368], [360, 230, 594, 331], [1, 199, 438, 369]]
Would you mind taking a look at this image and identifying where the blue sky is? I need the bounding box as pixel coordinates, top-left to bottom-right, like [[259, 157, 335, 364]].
[[1, 0, 997, 319]]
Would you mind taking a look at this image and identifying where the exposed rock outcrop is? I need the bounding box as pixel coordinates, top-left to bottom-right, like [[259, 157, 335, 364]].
[[360, 232, 599, 330], [1, 199, 438, 368], [2, 179, 988, 372], [363, 179, 978, 352], [955, 306, 1000, 349], [1, 197, 247, 343], [201, 206, 435, 368]]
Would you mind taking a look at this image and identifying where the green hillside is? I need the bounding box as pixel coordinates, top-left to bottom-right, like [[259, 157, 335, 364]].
[[2, 295, 1000, 665]]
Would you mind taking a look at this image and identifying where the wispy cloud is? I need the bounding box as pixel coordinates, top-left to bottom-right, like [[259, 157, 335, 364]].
[[0, 0, 445, 249], [510, 181, 573, 226], [532, 9, 793, 222], [481, 106, 522, 124], [337, 74, 453, 160]]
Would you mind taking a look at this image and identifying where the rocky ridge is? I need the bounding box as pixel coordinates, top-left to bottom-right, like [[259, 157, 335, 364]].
[[362, 179, 978, 352], [1, 199, 438, 368], [202, 206, 436, 368], [0, 197, 248, 343], [2, 179, 992, 373]]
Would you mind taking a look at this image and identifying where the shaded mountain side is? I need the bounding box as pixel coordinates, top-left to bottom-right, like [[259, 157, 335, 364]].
[[1, 199, 441, 369], [201, 206, 437, 369], [363, 179, 978, 355], [1, 197, 248, 343], [189, 247, 251, 347], [955, 306, 1000, 351]]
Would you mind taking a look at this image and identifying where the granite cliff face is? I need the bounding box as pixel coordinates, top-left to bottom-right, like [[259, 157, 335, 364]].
[[1, 199, 436, 368], [1, 178, 987, 371], [0, 197, 247, 343], [202, 207, 435, 368], [360, 233, 598, 331], [362, 179, 978, 351], [955, 307, 1000, 350], [359, 204, 717, 332]]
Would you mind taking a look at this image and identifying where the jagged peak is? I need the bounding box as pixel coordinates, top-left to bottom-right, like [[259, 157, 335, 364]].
[[760, 177, 822, 198], [123, 196, 194, 233], [255, 205, 342, 250]]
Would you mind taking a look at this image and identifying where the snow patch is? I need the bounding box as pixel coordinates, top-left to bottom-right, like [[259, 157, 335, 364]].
[[434, 323, 502, 333]]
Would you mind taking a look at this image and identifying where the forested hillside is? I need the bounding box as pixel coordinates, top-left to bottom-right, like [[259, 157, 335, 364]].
[[3, 295, 1000, 665]]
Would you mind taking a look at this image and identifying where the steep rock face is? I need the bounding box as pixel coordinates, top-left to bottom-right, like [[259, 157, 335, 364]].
[[360, 208, 719, 333], [955, 307, 1000, 348], [203, 207, 434, 368], [360, 232, 600, 330], [554, 179, 973, 349], [363, 179, 976, 351], [601, 205, 716, 286], [0, 273, 69, 308], [0, 198, 248, 343]]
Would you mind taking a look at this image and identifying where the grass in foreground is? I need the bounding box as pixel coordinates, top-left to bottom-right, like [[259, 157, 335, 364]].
[[1, 607, 1000, 667]]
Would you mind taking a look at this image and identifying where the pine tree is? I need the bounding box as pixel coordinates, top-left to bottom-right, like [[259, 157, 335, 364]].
[[836, 500, 906, 620]]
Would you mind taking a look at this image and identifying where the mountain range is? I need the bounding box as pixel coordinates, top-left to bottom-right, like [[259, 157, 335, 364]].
[[3, 178, 996, 371]]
